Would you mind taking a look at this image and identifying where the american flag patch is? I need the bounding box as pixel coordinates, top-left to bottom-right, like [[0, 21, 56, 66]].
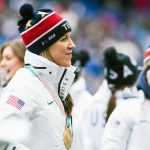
[[7, 95, 25, 110]]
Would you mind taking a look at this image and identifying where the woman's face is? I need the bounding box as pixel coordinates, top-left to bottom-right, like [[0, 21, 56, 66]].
[[146, 69, 150, 86], [48, 32, 76, 67], [0, 46, 24, 81]]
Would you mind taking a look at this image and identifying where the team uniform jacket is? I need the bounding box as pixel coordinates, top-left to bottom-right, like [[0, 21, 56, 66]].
[[70, 76, 93, 150], [70, 76, 93, 126], [101, 90, 150, 150], [0, 51, 76, 150], [80, 80, 111, 150], [80, 80, 141, 150]]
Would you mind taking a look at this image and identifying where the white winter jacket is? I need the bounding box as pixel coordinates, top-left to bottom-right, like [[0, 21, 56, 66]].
[[80, 81, 142, 150], [70, 76, 93, 150], [0, 51, 76, 150], [101, 90, 150, 150], [80, 80, 111, 150]]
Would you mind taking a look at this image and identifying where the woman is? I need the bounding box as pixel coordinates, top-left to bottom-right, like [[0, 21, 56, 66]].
[[0, 38, 25, 87], [101, 47, 150, 149], [80, 47, 140, 150], [0, 3, 76, 150], [70, 49, 91, 126], [70, 49, 92, 150]]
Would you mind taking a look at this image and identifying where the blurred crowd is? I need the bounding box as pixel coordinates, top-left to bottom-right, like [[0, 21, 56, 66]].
[[0, 0, 150, 93], [0, 1, 150, 150]]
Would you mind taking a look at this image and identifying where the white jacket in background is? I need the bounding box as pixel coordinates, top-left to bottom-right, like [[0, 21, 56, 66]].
[[70, 76, 93, 126], [70, 76, 93, 150], [101, 90, 150, 150], [80, 80, 111, 150], [80, 80, 141, 150]]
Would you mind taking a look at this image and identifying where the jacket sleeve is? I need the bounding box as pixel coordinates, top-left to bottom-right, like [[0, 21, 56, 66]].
[[101, 103, 134, 150]]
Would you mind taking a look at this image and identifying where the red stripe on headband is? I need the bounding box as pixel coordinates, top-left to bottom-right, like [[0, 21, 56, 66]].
[[21, 13, 63, 45], [144, 49, 150, 59]]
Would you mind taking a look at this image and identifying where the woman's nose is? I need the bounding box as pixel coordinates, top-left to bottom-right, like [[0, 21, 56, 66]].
[[69, 39, 76, 49], [0, 59, 6, 68]]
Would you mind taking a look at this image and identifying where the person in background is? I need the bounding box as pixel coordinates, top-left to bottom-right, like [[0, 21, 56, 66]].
[[70, 49, 91, 126], [0, 38, 25, 148], [80, 47, 140, 150], [0, 38, 25, 88], [101, 46, 150, 150], [0, 3, 76, 150], [70, 49, 91, 150]]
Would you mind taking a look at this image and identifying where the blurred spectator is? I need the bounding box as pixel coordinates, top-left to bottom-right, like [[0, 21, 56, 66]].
[[101, 43, 150, 150], [71, 49, 91, 125], [80, 47, 140, 150], [70, 49, 91, 150], [0, 38, 25, 87]]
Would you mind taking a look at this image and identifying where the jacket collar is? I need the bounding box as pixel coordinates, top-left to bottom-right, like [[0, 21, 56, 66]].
[[25, 50, 77, 101]]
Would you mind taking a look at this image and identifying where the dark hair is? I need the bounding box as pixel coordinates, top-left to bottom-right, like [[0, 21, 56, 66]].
[[65, 94, 74, 117], [105, 85, 126, 122], [72, 49, 90, 67], [72, 49, 90, 81]]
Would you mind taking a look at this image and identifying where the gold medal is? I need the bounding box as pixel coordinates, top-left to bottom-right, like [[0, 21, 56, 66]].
[[63, 125, 73, 150]]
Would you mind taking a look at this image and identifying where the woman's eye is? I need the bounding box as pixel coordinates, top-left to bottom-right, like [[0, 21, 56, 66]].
[[61, 37, 67, 41], [5, 56, 11, 60]]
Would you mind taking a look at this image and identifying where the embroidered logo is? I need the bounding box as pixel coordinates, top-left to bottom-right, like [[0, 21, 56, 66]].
[[47, 100, 54, 105]]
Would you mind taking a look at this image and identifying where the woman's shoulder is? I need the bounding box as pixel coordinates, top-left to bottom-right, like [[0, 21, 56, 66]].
[[115, 96, 144, 120], [1, 68, 47, 106], [7, 68, 41, 90]]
